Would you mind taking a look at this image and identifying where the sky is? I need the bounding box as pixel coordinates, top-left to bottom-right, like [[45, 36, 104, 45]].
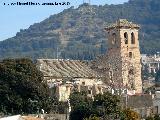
[[0, 0, 129, 41]]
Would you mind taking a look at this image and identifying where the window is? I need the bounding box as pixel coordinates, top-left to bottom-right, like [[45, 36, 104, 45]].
[[124, 32, 128, 44], [155, 106, 158, 114], [88, 90, 92, 94], [131, 32, 135, 44], [129, 69, 134, 75], [129, 52, 132, 58], [82, 82, 85, 85]]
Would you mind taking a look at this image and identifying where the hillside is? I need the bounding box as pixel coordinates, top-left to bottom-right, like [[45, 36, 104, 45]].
[[1, 0, 160, 60]]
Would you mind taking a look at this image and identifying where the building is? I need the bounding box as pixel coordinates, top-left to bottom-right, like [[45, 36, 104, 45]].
[[153, 90, 160, 114], [123, 94, 153, 118], [37, 19, 143, 101], [141, 53, 160, 74], [37, 59, 106, 101], [37, 59, 98, 82], [91, 19, 142, 93], [105, 19, 142, 93], [55, 84, 73, 102]]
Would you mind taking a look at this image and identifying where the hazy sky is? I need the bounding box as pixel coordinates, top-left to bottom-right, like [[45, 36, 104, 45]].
[[0, 0, 129, 41]]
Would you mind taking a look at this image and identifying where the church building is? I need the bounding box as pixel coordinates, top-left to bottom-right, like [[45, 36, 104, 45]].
[[91, 19, 142, 93]]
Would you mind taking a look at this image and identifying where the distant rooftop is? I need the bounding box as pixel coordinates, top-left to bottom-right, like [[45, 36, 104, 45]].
[[105, 19, 140, 30], [0, 115, 43, 120]]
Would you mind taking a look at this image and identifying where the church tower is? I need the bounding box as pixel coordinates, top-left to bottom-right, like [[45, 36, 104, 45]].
[[105, 19, 142, 93]]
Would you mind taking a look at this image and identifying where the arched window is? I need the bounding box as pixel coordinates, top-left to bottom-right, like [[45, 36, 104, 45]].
[[129, 52, 132, 58], [131, 32, 135, 44], [124, 32, 128, 44]]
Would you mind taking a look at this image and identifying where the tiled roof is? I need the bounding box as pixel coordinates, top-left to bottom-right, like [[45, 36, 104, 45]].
[[0, 115, 44, 120], [105, 19, 140, 30], [37, 59, 98, 78], [22, 116, 44, 120]]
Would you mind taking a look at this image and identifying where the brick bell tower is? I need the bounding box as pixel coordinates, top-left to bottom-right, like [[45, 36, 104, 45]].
[[104, 19, 142, 93]]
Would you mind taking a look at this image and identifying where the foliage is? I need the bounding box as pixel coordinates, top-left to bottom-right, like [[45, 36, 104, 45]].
[[122, 108, 140, 120], [0, 58, 51, 115], [69, 91, 122, 120], [69, 91, 93, 120], [144, 85, 155, 94], [93, 92, 121, 119], [154, 114, 160, 120], [69, 91, 93, 109], [70, 104, 93, 120], [0, 0, 160, 60], [83, 115, 100, 120]]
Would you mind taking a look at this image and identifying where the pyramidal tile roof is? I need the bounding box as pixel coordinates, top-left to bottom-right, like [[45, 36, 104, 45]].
[[105, 19, 140, 30]]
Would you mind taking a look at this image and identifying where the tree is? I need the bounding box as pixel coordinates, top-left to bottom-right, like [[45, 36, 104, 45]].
[[0, 58, 51, 115], [122, 108, 140, 120], [84, 115, 100, 120], [69, 91, 93, 109], [144, 85, 156, 94], [93, 92, 121, 119], [146, 114, 160, 120], [69, 91, 122, 120], [69, 91, 93, 120], [154, 114, 160, 120]]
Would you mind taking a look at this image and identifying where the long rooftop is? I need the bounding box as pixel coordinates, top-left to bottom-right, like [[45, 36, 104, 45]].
[[37, 59, 99, 78]]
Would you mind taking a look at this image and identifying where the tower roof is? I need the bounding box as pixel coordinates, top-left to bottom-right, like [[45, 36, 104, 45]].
[[105, 19, 140, 31]]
